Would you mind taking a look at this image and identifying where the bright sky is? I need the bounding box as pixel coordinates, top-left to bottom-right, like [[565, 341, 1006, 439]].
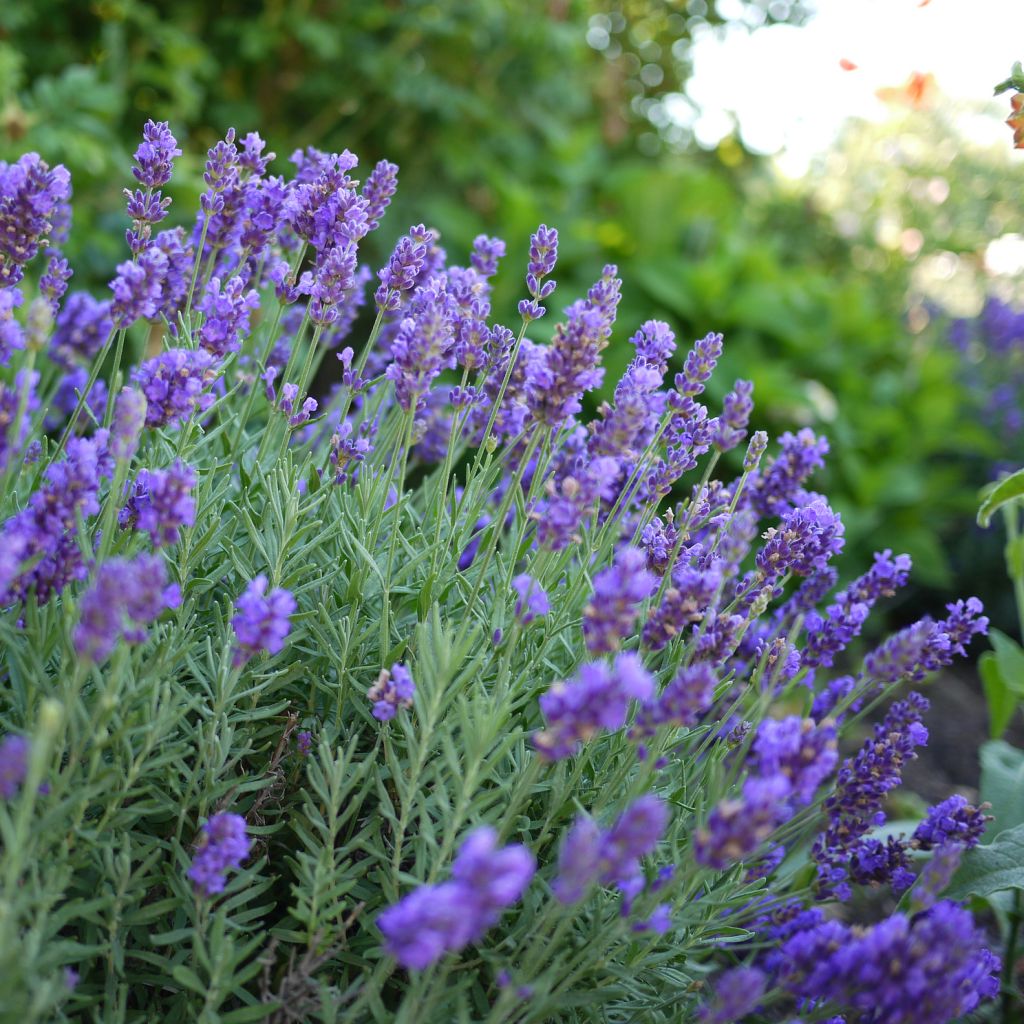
[[675, 0, 1024, 176]]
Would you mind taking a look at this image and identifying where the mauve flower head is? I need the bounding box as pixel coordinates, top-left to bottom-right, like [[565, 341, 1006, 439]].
[[677, 331, 723, 399], [470, 234, 505, 279], [813, 692, 929, 898], [367, 663, 416, 721], [109, 387, 148, 462], [518, 223, 558, 321], [747, 428, 829, 517], [109, 245, 168, 328], [913, 794, 988, 850], [187, 812, 250, 896], [751, 716, 838, 806], [582, 546, 655, 655], [197, 275, 259, 356], [0, 734, 30, 799], [780, 901, 999, 1024], [73, 553, 181, 662], [0, 368, 39, 473], [121, 460, 197, 547], [51, 291, 113, 367], [131, 120, 181, 189], [0, 285, 25, 365], [511, 573, 549, 625], [712, 378, 754, 453], [361, 159, 399, 232], [632, 662, 717, 741], [231, 575, 296, 667], [553, 794, 667, 904], [693, 774, 791, 870], [697, 966, 766, 1024], [756, 497, 845, 579], [133, 348, 217, 429], [378, 828, 534, 970], [535, 653, 654, 760], [385, 280, 456, 412], [39, 250, 72, 314], [643, 561, 722, 651], [0, 152, 72, 286]]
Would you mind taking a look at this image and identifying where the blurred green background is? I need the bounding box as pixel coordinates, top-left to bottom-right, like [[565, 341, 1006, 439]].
[[2, 0, 1021, 621]]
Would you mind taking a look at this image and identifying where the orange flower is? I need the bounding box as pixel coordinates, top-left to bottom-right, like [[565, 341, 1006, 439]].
[[875, 71, 937, 110]]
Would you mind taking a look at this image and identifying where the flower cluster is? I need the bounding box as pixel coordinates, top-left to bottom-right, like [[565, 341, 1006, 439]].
[[378, 827, 535, 969], [231, 575, 296, 667]]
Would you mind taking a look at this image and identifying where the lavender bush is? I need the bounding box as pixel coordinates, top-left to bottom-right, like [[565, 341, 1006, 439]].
[[0, 122, 1002, 1022]]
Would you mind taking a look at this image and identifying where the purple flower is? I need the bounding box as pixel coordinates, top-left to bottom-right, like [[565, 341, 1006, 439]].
[[750, 716, 838, 806], [553, 794, 668, 903], [51, 292, 113, 367], [697, 966, 766, 1024], [812, 693, 929, 898], [131, 119, 181, 189], [582, 547, 655, 655], [45, 366, 107, 432], [231, 575, 297, 667], [910, 842, 964, 911], [756, 497, 845, 579], [367, 664, 416, 721], [285, 147, 368, 254], [109, 387, 148, 462], [187, 812, 251, 896], [0, 153, 72, 286], [133, 348, 217, 429], [913, 795, 988, 850], [197, 275, 259, 356], [643, 562, 722, 651], [779, 901, 999, 1024], [534, 454, 621, 551], [109, 245, 169, 327], [535, 653, 654, 760], [1, 430, 112, 605], [470, 234, 506, 279], [632, 663, 717, 742], [518, 223, 558, 321], [511, 573, 549, 625], [677, 331, 723, 398], [385, 280, 456, 412], [0, 368, 39, 472], [39, 251, 72, 314], [375, 226, 429, 312], [528, 275, 618, 426], [804, 550, 912, 668], [862, 601, 987, 684], [296, 730, 313, 757], [694, 775, 791, 870], [73, 553, 181, 662], [0, 734, 30, 799], [361, 160, 399, 231], [121, 460, 197, 547], [378, 828, 534, 970], [747, 428, 829, 517], [712, 378, 754, 453], [0, 285, 25, 364]]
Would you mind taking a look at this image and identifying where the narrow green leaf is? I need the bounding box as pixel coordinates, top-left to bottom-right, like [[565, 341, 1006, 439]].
[[980, 652, 1019, 740], [977, 468, 1024, 527]]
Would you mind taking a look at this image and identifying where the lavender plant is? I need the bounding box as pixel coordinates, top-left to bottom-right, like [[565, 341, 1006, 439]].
[[0, 122, 1002, 1022]]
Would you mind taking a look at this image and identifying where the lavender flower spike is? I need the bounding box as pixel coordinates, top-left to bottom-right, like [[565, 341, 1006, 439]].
[[231, 575, 297, 667], [187, 812, 250, 896]]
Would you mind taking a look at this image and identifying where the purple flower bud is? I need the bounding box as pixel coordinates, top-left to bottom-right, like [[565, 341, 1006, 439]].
[[131, 120, 181, 189], [0, 153, 72, 286], [511, 573, 549, 625], [582, 547, 655, 655], [109, 387, 147, 462], [133, 348, 217, 429], [120, 460, 197, 546], [697, 967, 766, 1024], [368, 664, 416, 721]]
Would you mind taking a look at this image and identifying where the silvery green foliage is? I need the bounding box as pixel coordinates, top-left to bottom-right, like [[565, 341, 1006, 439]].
[[0, 126, 996, 1023]]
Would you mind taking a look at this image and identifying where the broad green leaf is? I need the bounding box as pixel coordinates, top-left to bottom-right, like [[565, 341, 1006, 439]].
[[979, 740, 1024, 838], [989, 629, 1024, 695], [946, 823, 1024, 901], [979, 651, 1019, 740], [977, 468, 1024, 527]]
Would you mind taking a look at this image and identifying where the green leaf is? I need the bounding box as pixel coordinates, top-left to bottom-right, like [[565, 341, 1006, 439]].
[[171, 963, 207, 995], [946, 822, 1024, 901], [980, 740, 1024, 838], [989, 629, 1024, 697], [977, 468, 1024, 527], [980, 652, 1019, 740]]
